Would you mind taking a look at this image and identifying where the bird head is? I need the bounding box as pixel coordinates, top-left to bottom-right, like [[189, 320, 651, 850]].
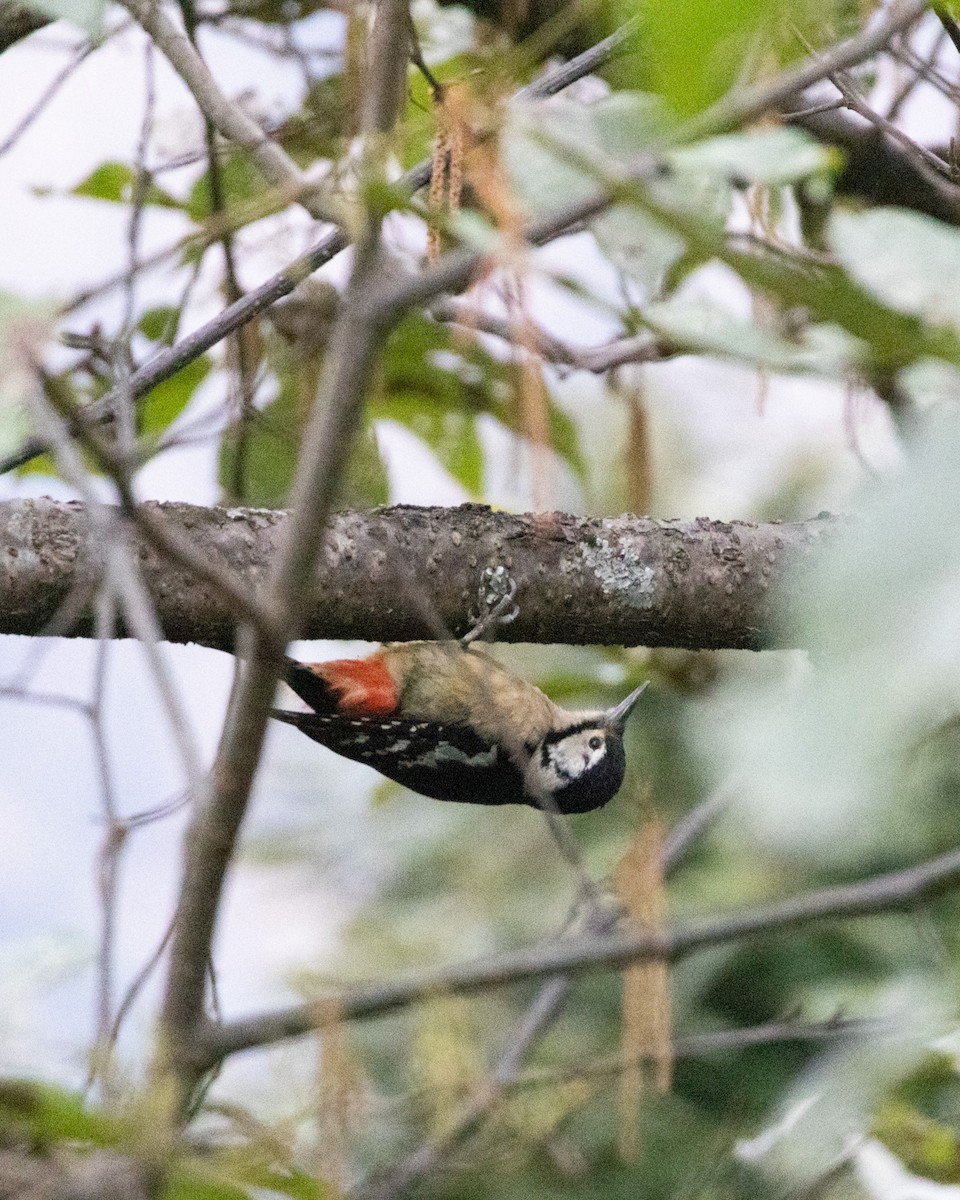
[[524, 680, 648, 814]]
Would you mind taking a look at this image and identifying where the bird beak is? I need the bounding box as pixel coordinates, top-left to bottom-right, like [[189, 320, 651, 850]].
[[606, 680, 649, 728]]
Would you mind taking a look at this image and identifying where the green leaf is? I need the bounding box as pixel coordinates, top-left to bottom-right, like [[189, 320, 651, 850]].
[[187, 152, 265, 222], [340, 426, 390, 508], [669, 127, 839, 187], [218, 372, 388, 508], [507, 101, 836, 294], [138, 306, 181, 344], [503, 92, 677, 223], [72, 162, 180, 209], [378, 312, 586, 483], [0, 1081, 121, 1148], [218, 377, 301, 508], [641, 298, 860, 376], [372, 392, 485, 495], [830, 208, 960, 328], [0, 292, 58, 466], [630, 189, 960, 372], [593, 204, 690, 296], [140, 356, 211, 439], [631, 0, 775, 115]]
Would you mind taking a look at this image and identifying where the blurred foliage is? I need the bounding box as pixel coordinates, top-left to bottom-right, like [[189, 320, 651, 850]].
[[11, 0, 960, 1197], [72, 161, 182, 209], [28, 0, 106, 37]]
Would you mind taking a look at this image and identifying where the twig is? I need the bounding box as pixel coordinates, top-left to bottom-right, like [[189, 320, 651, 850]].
[[431, 298, 669, 373], [26, 386, 205, 796], [886, 40, 960, 103], [115, 35, 157, 456], [118, 0, 334, 223], [201, 840, 960, 1065], [886, 26, 946, 121], [511, 1013, 902, 1091], [0, 38, 97, 157], [830, 70, 956, 181], [176, 0, 259, 503], [934, 2, 960, 58], [353, 793, 713, 1200], [107, 914, 178, 1056], [1, 0, 922, 479], [356, 903, 620, 1200], [39, 372, 280, 649], [90, 597, 121, 1098], [155, 0, 414, 1107]]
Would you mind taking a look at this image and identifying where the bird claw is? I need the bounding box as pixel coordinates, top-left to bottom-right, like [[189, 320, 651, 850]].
[[462, 567, 520, 645]]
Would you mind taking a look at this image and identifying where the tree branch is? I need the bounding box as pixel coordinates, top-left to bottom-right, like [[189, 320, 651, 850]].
[[154, 0, 415, 1106], [119, 0, 335, 223], [0, 17, 645, 477], [201, 842, 960, 1067], [355, 787, 727, 1200], [0, 499, 843, 651], [0, 0, 927, 477]]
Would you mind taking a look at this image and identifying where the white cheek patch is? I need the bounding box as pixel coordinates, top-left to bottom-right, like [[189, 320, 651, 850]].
[[538, 732, 607, 786]]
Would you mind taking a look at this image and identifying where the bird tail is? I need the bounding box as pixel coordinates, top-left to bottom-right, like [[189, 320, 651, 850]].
[[282, 657, 341, 713], [281, 654, 399, 718], [271, 705, 323, 732]]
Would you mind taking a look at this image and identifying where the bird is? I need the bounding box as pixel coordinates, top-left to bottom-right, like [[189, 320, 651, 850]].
[[272, 641, 647, 814]]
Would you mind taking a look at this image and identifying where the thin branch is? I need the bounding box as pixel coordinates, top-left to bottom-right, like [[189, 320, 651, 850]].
[[431, 298, 670, 373], [375, 0, 933, 328], [176, 0, 259, 503], [514, 17, 639, 102], [1, 0, 922, 479], [155, 0, 414, 1106], [830, 69, 956, 181], [789, 103, 960, 224], [356, 791, 720, 1200], [0, 15, 632, 477], [687, 0, 930, 139], [512, 1013, 903, 1091], [661, 786, 730, 871], [357, 903, 621, 1200], [46, 328, 281, 650], [0, 38, 96, 157], [26, 387, 205, 796], [201, 841, 960, 1066], [886, 26, 946, 121], [118, 0, 335, 223]]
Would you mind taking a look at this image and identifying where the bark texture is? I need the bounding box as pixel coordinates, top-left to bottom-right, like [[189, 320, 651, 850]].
[[0, 498, 843, 650]]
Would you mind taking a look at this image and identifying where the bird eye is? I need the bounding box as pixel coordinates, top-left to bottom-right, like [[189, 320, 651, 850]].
[[588, 735, 603, 750]]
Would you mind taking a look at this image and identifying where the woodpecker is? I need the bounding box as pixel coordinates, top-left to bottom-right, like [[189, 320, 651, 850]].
[[272, 642, 647, 814]]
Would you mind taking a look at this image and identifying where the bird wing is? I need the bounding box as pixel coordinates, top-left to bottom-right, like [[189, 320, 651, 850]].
[[272, 708, 529, 806]]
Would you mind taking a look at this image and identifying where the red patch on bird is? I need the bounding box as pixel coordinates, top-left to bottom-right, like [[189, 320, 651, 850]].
[[317, 655, 398, 718]]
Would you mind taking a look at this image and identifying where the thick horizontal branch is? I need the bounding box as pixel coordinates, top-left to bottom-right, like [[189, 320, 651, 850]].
[[0, 498, 841, 650], [201, 842, 960, 1068]]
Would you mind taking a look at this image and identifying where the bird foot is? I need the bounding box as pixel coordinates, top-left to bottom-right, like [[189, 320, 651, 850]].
[[462, 566, 519, 645]]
